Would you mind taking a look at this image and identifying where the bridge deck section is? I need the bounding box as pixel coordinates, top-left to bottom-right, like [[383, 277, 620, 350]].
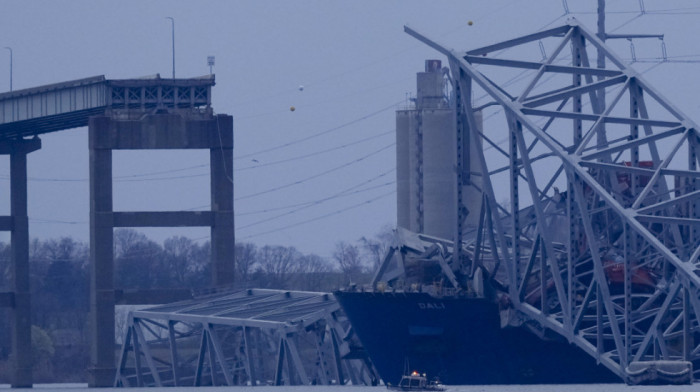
[[0, 74, 214, 140]]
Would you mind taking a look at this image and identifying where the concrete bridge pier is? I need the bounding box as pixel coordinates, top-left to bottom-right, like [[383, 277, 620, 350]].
[[0, 137, 41, 388], [87, 112, 234, 387]]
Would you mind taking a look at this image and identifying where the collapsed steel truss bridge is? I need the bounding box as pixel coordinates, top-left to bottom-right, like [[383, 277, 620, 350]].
[[115, 289, 376, 387], [405, 18, 700, 383]]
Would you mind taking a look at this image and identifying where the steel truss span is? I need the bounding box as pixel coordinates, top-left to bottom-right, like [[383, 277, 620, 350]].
[[115, 289, 377, 387], [407, 19, 700, 384]]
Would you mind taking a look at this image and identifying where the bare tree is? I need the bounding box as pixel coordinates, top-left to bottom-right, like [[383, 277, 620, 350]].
[[333, 241, 365, 284], [114, 229, 149, 259], [360, 225, 394, 273], [0, 242, 10, 289], [113, 230, 162, 289], [162, 236, 194, 286], [295, 253, 334, 291], [42, 237, 87, 263], [235, 242, 257, 287], [187, 241, 210, 287], [256, 245, 301, 289]]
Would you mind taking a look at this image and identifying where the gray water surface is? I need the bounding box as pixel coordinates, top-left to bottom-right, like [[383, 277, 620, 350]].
[[2, 384, 697, 391]]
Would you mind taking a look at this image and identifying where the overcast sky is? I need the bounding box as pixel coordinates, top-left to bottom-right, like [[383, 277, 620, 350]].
[[1, 0, 700, 258]]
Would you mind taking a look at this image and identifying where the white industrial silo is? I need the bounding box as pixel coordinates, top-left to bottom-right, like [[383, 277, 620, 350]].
[[396, 60, 483, 239], [421, 102, 455, 239], [395, 105, 423, 233], [396, 108, 418, 232]]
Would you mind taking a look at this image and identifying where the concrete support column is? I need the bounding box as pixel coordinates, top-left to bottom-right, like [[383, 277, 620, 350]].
[[210, 114, 235, 286], [0, 138, 40, 388], [10, 148, 32, 388], [87, 112, 234, 386], [88, 116, 115, 387]]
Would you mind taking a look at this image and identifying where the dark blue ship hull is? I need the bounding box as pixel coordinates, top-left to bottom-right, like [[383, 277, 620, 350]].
[[334, 291, 619, 385]]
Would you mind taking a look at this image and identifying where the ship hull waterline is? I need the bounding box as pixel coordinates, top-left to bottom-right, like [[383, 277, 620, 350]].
[[335, 290, 619, 385]]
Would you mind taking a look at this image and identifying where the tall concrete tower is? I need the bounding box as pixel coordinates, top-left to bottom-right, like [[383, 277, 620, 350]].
[[396, 60, 482, 240]]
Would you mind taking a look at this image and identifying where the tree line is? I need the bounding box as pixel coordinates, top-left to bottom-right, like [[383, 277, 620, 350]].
[[0, 226, 393, 382]]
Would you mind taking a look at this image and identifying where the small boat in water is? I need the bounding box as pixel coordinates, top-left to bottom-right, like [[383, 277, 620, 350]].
[[387, 371, 445, 391]]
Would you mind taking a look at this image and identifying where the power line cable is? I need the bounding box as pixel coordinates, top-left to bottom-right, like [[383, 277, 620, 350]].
[[236, 76, 416, 121], [30, 218, 86, 225], [20, 4, 686, 240], [232, 6, 676, 236], [234, 10, 590, 239], [29, 12, 670, 227], [115, 172, 208, 182], [0, 127, 397, 184], [237, 129, 394, 171], [114, 164, 207, 179], [231, 0, 524, 110], [238, 167, 395, 216], [235, 100, 401, 161], [235, 142, 395, 201], [110, 129, 395, 183], [238, 181, 395, 230], [238, 190, 395, 240]]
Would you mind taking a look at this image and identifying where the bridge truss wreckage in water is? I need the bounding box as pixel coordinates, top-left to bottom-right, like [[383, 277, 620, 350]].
[[115, 289, 377, 387], [399, 18, 700, 383]]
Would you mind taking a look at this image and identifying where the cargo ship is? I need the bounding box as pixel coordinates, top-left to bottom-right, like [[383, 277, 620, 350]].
[[334, 222, 622, 385], [335, 289, 618, 385], [333, 57, 633, 385]]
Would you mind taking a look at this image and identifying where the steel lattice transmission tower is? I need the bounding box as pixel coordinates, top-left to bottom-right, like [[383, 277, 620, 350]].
[[407, 18, 700, 383]]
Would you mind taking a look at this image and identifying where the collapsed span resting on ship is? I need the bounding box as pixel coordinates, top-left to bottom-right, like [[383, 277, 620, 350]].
[[336, 18, 700, 385]]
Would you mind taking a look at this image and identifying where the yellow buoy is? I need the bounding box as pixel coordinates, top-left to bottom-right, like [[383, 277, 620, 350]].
[[468, 20, 473, 26], [290, 106, 296, 112]]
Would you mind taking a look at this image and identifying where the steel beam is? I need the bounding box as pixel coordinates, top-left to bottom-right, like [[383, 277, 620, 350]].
[[465, 25, 571, 56], [408, 17, 700, 383], [580, 126, 685, 161], [205, 325, 234, 385], [167, 321, 181, 386], [285, 337, 310, 385], [466, 56, 625, 78], [194, 332, 207, 386], [579, 160, 700, 179], [114, 289, 373, 386], [274, 337, 286, 385], [418, 23, 700, 284], [133, 319, 163, 387], [242, 327, 257, 386], [114, 325, 133, 387], [521, 108, 682, 128], [523, 75, 627, 108]]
